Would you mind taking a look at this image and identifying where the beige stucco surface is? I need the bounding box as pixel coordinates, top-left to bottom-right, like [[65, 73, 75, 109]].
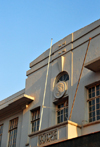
[[0, 19, 100, 147]]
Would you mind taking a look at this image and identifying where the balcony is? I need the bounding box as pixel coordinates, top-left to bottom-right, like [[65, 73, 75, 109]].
[[28, 120, 81, 147], [84, 57, 100, 72]]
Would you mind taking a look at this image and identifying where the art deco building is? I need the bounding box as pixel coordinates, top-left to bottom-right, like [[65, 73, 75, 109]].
[[0, 19, 100, 147]]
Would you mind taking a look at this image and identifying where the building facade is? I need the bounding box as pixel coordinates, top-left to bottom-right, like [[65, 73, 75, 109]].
[[0, 19, 100, 147]]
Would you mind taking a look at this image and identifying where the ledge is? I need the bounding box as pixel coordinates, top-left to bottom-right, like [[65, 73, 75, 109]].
[[28, 20, 100, 70], [53, 95, 68, 105], [0, 94, 34, 121], [84, 56, 100, 72], [83, 120, 100, 127], [39, 137, 67, 147], [43, 131, 100, 147], [26, 33, 100, 76], [29, 120, 81, 137], [25, 143, 29, 146]]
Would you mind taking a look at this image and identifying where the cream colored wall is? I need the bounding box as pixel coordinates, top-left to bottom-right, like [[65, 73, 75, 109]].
[[71, 35, 100, 124], [67, 124, 81, 139], [82, 123, 100, 135], [30, 136, 38, 147], [0, 19, 100, 147], [23, 20, 100, 147], [0, 112, 23, 147], [58, 126, 67, 140], [25, 27, 100, 129]]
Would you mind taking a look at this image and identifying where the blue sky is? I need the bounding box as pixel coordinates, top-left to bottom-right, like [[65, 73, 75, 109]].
[[0, 0, 100, 101]]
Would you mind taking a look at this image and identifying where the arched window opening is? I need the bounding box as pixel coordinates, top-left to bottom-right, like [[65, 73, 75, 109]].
[[54, 71, 69, 124], [56, 71, 69, 84]]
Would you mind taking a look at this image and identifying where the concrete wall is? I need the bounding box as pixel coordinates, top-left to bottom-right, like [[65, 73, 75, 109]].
[[47, 131, 100, 147], [0, 19, 100, 147], [0, 112, 23, 147], [25, 19, 100, 128]]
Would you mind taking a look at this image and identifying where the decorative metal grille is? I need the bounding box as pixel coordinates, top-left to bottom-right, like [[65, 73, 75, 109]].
[[38, 129, 57, 145], [88, 84, 100, 122], [8, 117, 18, 147], [31, 108, 40, 132], [0, 125, 3, 147]]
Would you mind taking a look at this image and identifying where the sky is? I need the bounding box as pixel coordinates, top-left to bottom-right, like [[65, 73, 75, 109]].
[[0, 0, 100, 101]]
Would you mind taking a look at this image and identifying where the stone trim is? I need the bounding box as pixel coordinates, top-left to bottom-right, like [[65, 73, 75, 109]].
[[0, 89, 25, 106], [83, 120, 100, 127], [29, 25, 100, 69], [43, 131, 100, 147], [26, 33, 100, 76], [28, 120, 81, 137]]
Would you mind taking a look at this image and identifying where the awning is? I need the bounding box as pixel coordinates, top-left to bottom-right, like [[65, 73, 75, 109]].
[[84, 57, 100, 72], [0, 94, 34, 121]]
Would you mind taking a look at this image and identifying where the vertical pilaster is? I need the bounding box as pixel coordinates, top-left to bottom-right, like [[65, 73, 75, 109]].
[[69, 33, 74, 120]]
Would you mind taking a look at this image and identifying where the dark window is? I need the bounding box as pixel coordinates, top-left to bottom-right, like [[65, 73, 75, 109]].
[[0, 124, 3, 147], [56, 72, 69, 83], [31, 108, 40, 132], [57, 101, 68, 124], [88, 84, 100, 122], [8, 118, 18, 147]]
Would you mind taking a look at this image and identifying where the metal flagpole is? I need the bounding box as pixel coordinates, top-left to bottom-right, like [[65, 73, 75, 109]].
[[69, 38, 91, 120], [39, 38, 53, 131]]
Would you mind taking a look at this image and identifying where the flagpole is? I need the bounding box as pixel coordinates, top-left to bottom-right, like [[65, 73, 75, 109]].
[[39, 38, 53, 131]]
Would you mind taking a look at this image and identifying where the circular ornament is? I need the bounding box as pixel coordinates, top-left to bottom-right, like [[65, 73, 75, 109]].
[[54, 81, 67, 98]]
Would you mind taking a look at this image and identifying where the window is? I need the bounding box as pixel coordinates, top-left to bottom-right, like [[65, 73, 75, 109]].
[[31, 108, 40, 132], [0, 124, 3, 147], [56, 71, 69, 84], [57, 101, 68, 124], [8, 117, 18, 147], [88, 84, 100, 122]]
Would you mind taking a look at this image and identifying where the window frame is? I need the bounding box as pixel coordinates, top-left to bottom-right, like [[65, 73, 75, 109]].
[[87, 83, 100, 122], [56, 99, 68, 124], [55, 71, 69, 84], [0, 124, 3, 147], [31, 107, 40, 133], [8, 117, 18, 147]]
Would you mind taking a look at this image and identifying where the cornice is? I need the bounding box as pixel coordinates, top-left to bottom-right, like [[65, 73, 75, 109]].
[[26, 32, 100, 76]]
